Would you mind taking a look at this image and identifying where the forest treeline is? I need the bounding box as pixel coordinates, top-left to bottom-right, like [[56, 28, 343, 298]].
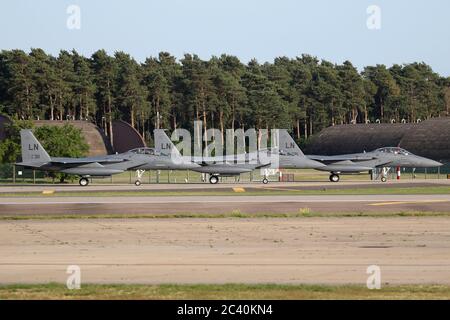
[[0, 48, 449, 144]]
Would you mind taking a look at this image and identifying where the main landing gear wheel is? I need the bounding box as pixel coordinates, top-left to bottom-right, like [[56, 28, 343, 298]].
[[262, 178, 269, 184], [79, 177, 89, 186], [329, 174, 340, 183], [381, 177, 387, 183], [209, 175, 219, 184], [134, 180, 141, 186]]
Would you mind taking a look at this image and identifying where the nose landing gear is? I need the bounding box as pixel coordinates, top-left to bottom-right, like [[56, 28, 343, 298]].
[[135, 170, 145, 186], [380, 167, 391, 183]]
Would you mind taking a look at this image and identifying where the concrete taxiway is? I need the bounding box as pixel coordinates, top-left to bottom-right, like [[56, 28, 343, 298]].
[[1, 217, 450, 285], [0, 180, 449, 215], [1, 179, 449, 193], [1, 180, 449, 286], [0, 194, 449, 216]]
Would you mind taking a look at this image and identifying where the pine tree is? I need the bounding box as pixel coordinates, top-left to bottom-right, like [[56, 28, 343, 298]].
[[55, 50, 75, 121], [115, 52, 147, 129], [29, 48, 59, 120], [362, 65, 400, 121], [91, 50, 117, 142], [5, 50, 39, 119], [71, 50, 96, 121]]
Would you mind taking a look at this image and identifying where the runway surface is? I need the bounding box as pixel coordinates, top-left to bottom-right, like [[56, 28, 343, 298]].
[[1, 180, 450, 285], [0, 180, 449, 215], [0, 194, 449, 215], [1, 217, 450, 284], [1, 179, 449, 193]]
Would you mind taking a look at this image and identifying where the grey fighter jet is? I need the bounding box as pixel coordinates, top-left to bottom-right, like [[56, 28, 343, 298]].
[[279, 133, 443, 182], [17, 129, 150, 186], [154, 129, 324, 184], [310, 147, 443, 182], [124, 144, 201, 185], [154, 129, 268, 184]]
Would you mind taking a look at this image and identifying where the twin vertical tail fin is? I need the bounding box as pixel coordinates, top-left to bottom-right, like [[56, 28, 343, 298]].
[[20, 129, 51, 163], [153, 129, 182, 160], [154, 128, 305, 159], [277, 129, 305, 157]]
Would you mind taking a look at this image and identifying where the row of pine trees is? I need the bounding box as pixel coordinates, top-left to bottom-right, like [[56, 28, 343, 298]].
[[0, 49, 449, 144]]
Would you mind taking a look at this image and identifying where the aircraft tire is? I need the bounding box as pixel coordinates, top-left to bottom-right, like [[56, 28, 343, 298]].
[[262, 178, 269, 184], [329, 174, 340, 183], [135, 180, 141, 186], [381, 177, 387, 183], [209, 175, 219, 184], [79, 178, 89, 186]]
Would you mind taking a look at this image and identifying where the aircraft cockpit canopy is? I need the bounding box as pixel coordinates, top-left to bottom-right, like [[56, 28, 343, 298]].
[[375, 147, 411, 156], [128, 147, 155, 155]]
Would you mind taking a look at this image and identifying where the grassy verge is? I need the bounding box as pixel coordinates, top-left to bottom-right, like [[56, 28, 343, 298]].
[[1, 186, 450, 197], [1, 283, 449, 300], [2, 210, 450, 220]]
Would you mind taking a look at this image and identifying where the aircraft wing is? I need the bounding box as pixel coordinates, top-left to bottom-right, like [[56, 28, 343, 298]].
[[315, 160, 374, 173], [316, 159, 395, 173], [308, 154, 377, 162], [50, 158, 129, 165], [193, 164, 254, 175], [193, 153, 257, 164], [59, 158, 149, 172]]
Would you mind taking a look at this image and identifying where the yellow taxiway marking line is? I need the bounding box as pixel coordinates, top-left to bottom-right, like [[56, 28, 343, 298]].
[[370, 200, 449, 206]]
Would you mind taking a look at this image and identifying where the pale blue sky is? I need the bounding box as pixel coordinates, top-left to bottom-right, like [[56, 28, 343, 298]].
[[1, 0, 449, 75]]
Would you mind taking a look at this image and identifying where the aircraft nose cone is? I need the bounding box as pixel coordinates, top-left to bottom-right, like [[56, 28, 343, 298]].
[[428, 159, 444, 167], [416, 157, 443, 168]]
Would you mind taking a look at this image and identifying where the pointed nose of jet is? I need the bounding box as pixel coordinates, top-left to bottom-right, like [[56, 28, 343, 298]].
[[425, 159, 444, 167], [414, 156, 443, 168]]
